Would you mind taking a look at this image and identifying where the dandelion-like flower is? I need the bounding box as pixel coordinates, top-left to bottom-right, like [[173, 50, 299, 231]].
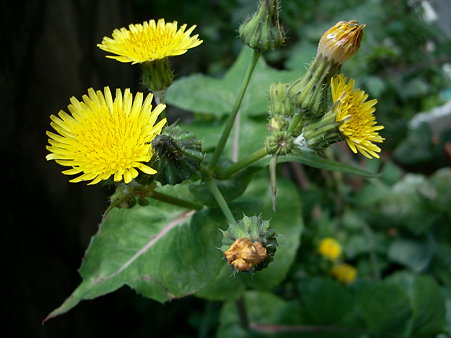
[[46, 87, 167, 185], [318, 238, 342, 260], [97, 19, 203, 64], [331, 263, 357, 284], [332, 74, 384, 158], [317, 20, 365, 64]]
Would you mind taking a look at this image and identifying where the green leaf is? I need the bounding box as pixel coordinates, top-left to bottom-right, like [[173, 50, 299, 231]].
[[45, 197, 225, 320], [386, 272, 447, 337], [189, 164, 261, 207], [166, 47, 299, 118], [356, 280, 412, 336], [388, 237, 435, 272], [298, 278, 362, 327], [195, 175, 303, 300], [252, 151, 377, 177]]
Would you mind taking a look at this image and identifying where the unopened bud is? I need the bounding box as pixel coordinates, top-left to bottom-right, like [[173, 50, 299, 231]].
[[265, 130, 294, 155], [268, 83, 294, 117], [152, 125, 203, 185], [239, 0, 285, 52], [317, 20, 365, 64]]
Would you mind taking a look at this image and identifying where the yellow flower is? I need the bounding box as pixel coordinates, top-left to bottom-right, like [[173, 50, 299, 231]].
[[332, 74, 385, 159], [317, 20, 365, 64], [97, 19, 203, 64], [46, 87, 167, 185], [318, 238, 342, 260], [331, 263, 357, 284]]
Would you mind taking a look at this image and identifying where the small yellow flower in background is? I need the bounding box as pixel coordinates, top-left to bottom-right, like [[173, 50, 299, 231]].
[[331, 263, 357, 284], [46, 87, 167, 185], [318, 237, 342, 260], [317, 20, 365, 64], [97, 19, 203, 64], [332, 74, 385, 159]]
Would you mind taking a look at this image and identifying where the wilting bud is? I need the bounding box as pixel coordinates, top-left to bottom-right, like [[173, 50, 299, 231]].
[[221, 215, 278, 272], [152, 125, 203, 185], [317, 20, 365, 64], [239, 0, 285, 52], [265, 130, 294, 155], [141, 58, 175, 92]]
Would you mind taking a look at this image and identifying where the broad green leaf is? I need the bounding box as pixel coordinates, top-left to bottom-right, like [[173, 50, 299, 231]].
[[386, 272, 447, 337], [356, 280, 412, 336], [182, 116, 268, 161], [195, 175, 303, 300], [388, 237, 435, 272], [298, 278, 363, 328], [45, 196, 225, 320], [189, 164, 261, 207], [166, 47, 299, 118]]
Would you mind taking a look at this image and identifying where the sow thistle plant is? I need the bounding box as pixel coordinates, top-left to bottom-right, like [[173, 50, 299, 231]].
[[44, 0, 394, 333]]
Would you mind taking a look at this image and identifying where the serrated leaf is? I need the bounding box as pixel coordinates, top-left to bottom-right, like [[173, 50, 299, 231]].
[[166, 47, 299, 118], [45, 197, 225, 320]]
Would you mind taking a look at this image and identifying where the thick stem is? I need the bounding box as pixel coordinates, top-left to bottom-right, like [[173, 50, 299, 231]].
[[209, 50, 260, 170], [217, 147, 268, 179], [206, 179, 236, 225]]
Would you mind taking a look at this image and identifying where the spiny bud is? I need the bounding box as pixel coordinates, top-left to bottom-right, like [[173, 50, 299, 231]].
[[239, 0, 285, 52], [151, 125, 203, 185], [317, 20, 365, 64], [265, 130, 294, 155], [221, 215, 278, 272]]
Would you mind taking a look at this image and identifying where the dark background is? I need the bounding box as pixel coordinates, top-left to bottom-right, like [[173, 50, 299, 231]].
[[2, 1, 231, 337]]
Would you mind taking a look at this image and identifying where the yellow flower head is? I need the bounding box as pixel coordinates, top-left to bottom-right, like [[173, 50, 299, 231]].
[[318, 237, 342, 260], [46, 87, 167, 185], [97, 19, 203, 64], [317, 20, 365, 64], [331, 263, 357, 284], [332, 74, 384, 159]]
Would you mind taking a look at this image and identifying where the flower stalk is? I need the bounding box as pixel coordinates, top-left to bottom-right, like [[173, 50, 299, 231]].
[[209, 49, 260, 170]]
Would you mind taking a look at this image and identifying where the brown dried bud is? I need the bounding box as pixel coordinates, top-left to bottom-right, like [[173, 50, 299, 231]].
[[224, 238, 267, 272]]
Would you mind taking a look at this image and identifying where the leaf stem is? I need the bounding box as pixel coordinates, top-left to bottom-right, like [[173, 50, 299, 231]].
[[217, 147, 268, 179], [209, 49, 260, 170], [206, 179, 236, 225]]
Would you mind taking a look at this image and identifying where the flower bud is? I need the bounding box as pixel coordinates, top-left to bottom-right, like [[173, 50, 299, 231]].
[[221, 215, 278, 272], [239, 0, 285, 52], [317, 20, 365, 64], [152, 125, 204, 185], [265, 130, 294, 155], [268, 83, 294, 117]]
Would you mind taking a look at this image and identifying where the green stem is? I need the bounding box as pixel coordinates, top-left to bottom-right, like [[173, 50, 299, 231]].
[[103, 188, 202, 220], [209, 49, 260, 170], [217, 147, 268, 179], [206, 179, 236, 225]]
